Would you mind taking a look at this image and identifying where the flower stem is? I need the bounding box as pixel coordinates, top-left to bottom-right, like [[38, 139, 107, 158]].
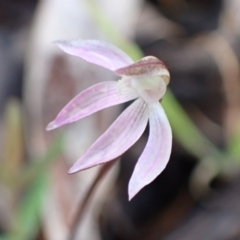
[[68, 160, 117, 240]]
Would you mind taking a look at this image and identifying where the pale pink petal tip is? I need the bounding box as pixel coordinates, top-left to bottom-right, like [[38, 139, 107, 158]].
[[46, 121, 58, 131], [53, 40, 68, 49], [128, 178, 152, 200], [128, 188, 139, 201], [68, 167, 77, 174]]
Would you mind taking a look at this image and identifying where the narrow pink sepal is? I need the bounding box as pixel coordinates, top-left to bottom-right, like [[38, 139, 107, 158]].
[[46, 81, 138, 130], [128, 103, 172, 200], [68, 99, 149, 173], [54, 39, 133, 71]]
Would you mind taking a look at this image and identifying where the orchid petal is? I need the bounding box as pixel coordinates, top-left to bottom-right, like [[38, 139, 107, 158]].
[[46, 81, 138, 130], [68, 98, 149, 173], [54, 39, 133, 71], [128, 103, 172, 200]]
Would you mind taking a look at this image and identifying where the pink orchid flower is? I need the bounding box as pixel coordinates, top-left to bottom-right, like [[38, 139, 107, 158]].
[[46, 40, 172, 200]]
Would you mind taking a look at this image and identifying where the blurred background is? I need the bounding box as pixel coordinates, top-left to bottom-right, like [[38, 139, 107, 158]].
[[1, 0, 240, 239]]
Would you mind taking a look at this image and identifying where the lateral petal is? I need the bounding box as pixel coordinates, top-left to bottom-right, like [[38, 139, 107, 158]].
[[46, 81, 138, 130], [128, 103, 172, 200], [68, 98, 149, 173], [54, 39, 133, 71]]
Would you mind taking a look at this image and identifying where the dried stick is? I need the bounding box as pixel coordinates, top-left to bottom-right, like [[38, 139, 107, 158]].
[[68, 159, 117, 240]]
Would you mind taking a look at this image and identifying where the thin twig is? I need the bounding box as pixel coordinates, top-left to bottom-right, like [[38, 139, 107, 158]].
[[68, 159, 117, 240]]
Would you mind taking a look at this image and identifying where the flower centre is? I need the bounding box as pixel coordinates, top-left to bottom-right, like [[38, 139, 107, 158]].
[[118, 76, 166, 103], [132, 75, 167, 102]]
